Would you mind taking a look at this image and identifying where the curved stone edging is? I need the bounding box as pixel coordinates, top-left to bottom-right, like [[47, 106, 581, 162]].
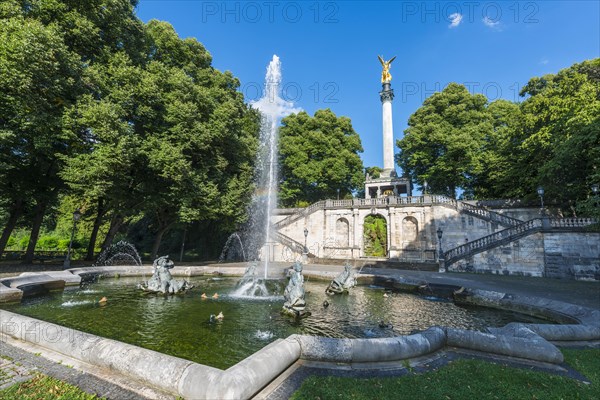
[[295, 327, 446, 363]]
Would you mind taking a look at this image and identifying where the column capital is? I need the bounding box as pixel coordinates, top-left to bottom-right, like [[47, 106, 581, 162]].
[[379, 88, 394, 103]]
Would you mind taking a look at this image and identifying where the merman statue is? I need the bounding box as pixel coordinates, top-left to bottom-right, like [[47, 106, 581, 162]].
[[325, 262, 356, 295], [282, 261, 306, 316], [140, 255, 193, 294]]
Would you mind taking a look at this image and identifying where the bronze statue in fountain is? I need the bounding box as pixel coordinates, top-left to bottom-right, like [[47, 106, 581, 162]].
[[282, 261, 307, 317], [325, 262, 356, 295], [140, 255, 193, 294]]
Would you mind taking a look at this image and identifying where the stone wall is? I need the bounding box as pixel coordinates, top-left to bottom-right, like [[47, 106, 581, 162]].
[[272, 203, 500, 263], [544, 232, 600, 280], [448, 231, 600, 280], [271, 202, 599, 281], [449, 233, 545, 277]]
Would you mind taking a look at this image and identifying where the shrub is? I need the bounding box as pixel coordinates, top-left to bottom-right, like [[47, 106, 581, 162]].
[[37, 236, 59, 250], [18, 236, 29, 250]]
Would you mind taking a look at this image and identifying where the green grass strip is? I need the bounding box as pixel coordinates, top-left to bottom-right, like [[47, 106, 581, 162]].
[[292, 349, 600, 400], [0, 374, 103, 400]]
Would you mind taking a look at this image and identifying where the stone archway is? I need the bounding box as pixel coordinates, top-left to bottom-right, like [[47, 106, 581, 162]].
[[363, 214, 387, 257]]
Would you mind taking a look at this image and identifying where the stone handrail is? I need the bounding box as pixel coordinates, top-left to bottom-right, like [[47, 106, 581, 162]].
[[458, 202, 522, 227], [272, 231, 316, 258], [445, 217, 598, 266], [445, 219, 543, 266], [550, 217, 597, 229], [273, 201, 326, 229]]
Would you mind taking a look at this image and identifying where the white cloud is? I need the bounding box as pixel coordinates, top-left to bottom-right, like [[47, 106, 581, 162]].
[[448, 13, 463, 28], [482, 16, 501, 29], [540, 58, 549, 65]]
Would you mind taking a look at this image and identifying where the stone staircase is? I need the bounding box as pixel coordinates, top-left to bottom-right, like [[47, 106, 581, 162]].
[[444, 217, 597, 267]]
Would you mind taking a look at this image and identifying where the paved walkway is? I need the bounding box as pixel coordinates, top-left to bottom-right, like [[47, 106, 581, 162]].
[[0, 341, 150, 399], [0, 262, 598, 399]]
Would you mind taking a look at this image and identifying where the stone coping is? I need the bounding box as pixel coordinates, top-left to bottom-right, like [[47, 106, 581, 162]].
[[1, 265, 599, 399]]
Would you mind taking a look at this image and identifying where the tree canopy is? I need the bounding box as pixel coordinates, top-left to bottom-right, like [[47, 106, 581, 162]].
[[397, 59, 599, 216], [0, 0, 260, 261], [278, 109, 364, 207], [397, 83, 491, 198]]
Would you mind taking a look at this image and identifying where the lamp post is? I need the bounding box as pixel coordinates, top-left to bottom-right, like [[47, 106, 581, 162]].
[[337, 188, 340, 200], [537, 186, 545, 216], [64, 209, 82, 269], [303, 228, 308, 253], [423, 180, 428, 195], [592, 184, 599, 211], [303, 227, 309, 262], [436, 227, 445, 272]]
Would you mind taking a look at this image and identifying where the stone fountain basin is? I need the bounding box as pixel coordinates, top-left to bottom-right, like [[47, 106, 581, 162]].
[[1, 265, 599, 400]]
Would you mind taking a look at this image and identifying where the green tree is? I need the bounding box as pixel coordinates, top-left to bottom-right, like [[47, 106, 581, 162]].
[[396, 83, 492, 198], [0, 14, 81, 261], [278, 109, 364, 207], [62, 21, 260, 260], [471, 99, 524, 199], [515, 59, 600, 213], [0, 0, 145, 262]]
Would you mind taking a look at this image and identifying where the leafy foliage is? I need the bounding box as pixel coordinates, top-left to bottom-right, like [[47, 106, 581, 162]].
[[363, 215, 387, 257], [0, 1, 259, 261], [397, 83, 491, 198], [397, 59, 599, 215], [278, 109, 364, 207]]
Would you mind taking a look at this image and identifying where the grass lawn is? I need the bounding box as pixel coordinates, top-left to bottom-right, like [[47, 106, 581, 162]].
[[0, 374, 103, 400], [291, 349, 600, 400]]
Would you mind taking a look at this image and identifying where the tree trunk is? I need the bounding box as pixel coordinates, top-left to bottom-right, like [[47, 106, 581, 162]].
[[23, 199, 48, 264], [0, 199, 24, 258], [85, 198, 105, 261], [100, 213, 124, 252], [150, 225, 172, 261]]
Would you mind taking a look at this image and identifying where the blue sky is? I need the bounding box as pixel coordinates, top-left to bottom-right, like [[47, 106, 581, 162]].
[[136, 1, 599, 171]]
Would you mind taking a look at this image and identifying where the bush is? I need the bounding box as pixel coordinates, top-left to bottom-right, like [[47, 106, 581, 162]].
[[6, 236, 16, 248], [57, 239, 71, 251], [18, 236, 29, 250], [37, 236, 59, 250]]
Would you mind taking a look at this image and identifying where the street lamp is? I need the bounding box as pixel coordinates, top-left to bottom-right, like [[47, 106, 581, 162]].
[[537, 186, 545, 216], [337, 188, 340, 200], [436, 227, 445, 272], [592, 184, 599, 196], [303, 228, 308, 253], [64, 209, 82, 268], [423, 180, 428, 195]]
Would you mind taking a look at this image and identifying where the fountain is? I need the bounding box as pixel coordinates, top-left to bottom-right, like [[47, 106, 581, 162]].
[[94, 240, 142, 266], [139, 255, 193, 294], [228, 55, 300, 278], [218, 232, 246, 262], [325, 262, 357, 295]]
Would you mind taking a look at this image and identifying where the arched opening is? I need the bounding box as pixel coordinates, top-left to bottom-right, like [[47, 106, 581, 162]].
[[336, 218, 350, 247], [363, 214, 387, 257]]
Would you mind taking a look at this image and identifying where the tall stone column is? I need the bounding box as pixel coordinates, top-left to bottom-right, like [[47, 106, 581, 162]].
[[380, 82, 395, 178]]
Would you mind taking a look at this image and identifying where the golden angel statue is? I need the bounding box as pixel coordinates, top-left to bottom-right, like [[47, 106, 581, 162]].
[[378, 55, 397, 83]]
